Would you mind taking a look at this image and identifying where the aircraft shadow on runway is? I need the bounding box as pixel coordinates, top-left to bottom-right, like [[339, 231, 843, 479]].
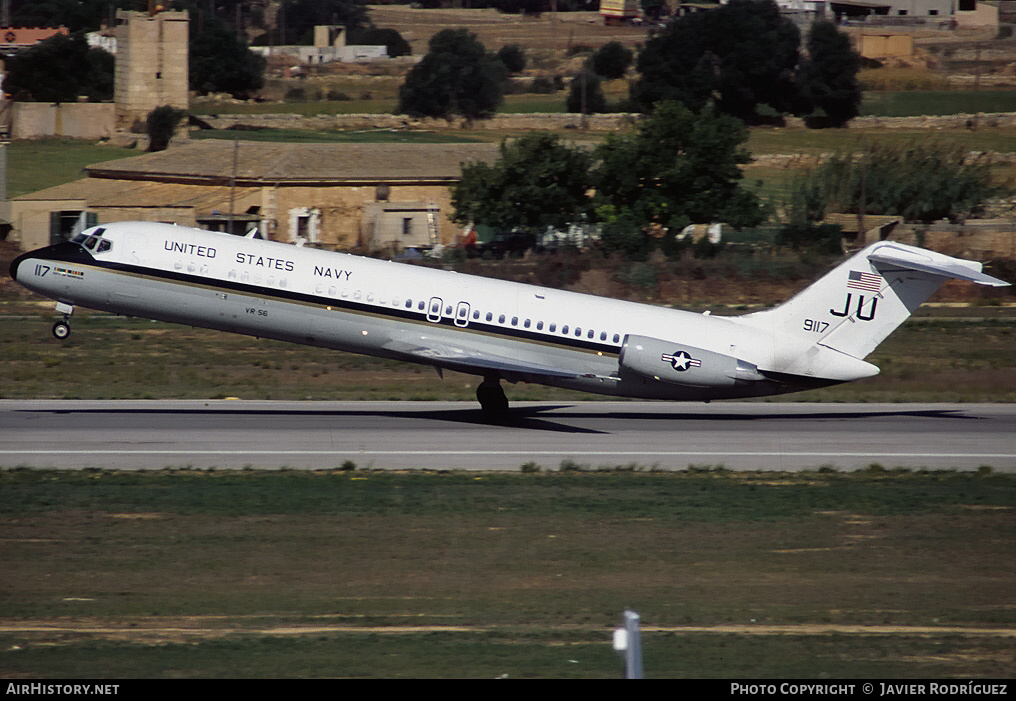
[[22, 404, 979, 434]]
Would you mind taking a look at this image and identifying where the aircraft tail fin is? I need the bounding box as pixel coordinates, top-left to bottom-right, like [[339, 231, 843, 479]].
[[742, 242, 1008, 373]]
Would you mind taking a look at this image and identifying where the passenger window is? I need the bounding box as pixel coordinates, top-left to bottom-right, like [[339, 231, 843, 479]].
[[562, 325, 569, 334], [613, 334, 620, 343], [600, 331, 607, 341], [574, 327, 581, 337], [549, 323, 556, 332], [418, 301, 425, 310], [511, 317, 518, 326], [472, 310, 480, 320], [405, 300, 412, 308], [498, 314, 505, 324], [524, 319, 530, 328], [486, 312, 493, 322], [587, 329, 594, 339]]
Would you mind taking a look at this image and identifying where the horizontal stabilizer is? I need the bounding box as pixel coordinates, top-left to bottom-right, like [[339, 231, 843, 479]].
[[867, 243, 1010, 287]]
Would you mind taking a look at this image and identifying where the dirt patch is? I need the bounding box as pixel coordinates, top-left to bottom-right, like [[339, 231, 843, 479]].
[[4, 617, 1016, 647]]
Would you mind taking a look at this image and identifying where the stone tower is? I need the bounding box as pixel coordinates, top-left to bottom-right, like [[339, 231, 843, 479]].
[[114, 9, 189, 131]]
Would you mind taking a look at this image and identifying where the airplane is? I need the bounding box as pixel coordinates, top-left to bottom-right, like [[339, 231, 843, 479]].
[[9, 220, 1009, 416]]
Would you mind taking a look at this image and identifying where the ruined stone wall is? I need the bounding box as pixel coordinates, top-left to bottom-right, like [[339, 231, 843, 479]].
[[195, 112, 1016, 133], [10, 103, 115, 140]]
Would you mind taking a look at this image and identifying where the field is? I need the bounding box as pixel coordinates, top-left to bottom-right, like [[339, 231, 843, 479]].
[[1, 468, 1014, 678], [0, 305, 1014, 402]]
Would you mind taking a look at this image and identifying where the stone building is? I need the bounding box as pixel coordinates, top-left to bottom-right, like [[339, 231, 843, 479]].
[[9, 140, 500, 252], [114, 9, 189, 132]]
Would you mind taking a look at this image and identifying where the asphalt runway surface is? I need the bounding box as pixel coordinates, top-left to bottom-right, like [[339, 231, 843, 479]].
[[2, 400, 1014, 471]]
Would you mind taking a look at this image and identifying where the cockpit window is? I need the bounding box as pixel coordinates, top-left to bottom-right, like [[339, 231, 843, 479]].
[[75, 228, 110, 253]]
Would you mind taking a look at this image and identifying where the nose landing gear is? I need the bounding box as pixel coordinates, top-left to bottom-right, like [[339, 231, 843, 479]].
[[51, 302, 74, 340], [52, 321, 70, 339]]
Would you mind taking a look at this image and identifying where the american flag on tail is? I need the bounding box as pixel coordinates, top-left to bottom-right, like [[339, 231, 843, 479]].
[[847, 270, 882, 292]]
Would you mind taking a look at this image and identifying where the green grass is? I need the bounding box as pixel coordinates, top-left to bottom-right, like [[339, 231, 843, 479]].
[[6, 139, 138, 198], [1, 469, 1013, 677], [745, 126, 1016, 157], [1, 310, 1013, 401], [861, 89, 1016, 118]]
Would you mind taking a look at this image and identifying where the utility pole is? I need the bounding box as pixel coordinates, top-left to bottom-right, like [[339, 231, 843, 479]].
[[228, 139, 238, 234]]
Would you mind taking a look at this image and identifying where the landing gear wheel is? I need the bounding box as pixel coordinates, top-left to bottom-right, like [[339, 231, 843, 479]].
[[52, 321, 70, 340], [476, 380, 509, 419]]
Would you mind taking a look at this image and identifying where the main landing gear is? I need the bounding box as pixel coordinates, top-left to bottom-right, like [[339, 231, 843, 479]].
[[476, 376, 509, 419], [52, 321, 70, 339], [51, 302, 74, 340]]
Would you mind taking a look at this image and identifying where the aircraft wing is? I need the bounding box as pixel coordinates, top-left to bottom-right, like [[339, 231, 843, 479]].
[[383, 332, 584, 379]]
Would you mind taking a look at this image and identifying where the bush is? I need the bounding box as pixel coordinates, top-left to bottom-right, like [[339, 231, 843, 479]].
[[146, 106, 187, 152], [529, 76, 560, 94], [591, 41, 633, 80], [497, 44, 526, 74], [566, 71, 606, 114], [776, 222, 842, 254]]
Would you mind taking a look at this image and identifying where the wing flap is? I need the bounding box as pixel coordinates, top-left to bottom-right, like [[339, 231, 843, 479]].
[[383, 334, 583, 379]]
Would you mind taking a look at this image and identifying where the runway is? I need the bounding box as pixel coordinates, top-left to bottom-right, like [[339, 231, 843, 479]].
[[2, 400, 1014, 471]]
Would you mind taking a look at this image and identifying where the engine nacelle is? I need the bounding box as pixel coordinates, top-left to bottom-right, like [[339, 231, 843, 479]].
[[619, 334, 764, 388]]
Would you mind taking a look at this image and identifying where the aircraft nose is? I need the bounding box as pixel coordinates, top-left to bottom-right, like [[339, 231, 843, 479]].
[[8, 250, 33, 282], [9, 241, 93, 283]]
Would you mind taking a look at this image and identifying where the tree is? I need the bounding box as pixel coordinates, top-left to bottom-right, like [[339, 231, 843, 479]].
[[146, 106, 187, 152], [808, 142, 1005, 224], [190, 17, 266, 98], [451, 133, 593, 236], [397, 29, 507, 119], [9, 0, 130, 33], [347, 27, 412, 58], [3, 33, 114, 102], [592, 101, 765, 238], [796, 21, 862, 128], [591, 41, 633, 81], [496, 44, 526, 74], [631, 0, 801, 123], [566, 71, 606, 114], [277, 0, 369, 44]]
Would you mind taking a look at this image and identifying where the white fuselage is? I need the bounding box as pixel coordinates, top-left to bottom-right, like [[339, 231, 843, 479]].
[[9, 221, 831, 401]]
